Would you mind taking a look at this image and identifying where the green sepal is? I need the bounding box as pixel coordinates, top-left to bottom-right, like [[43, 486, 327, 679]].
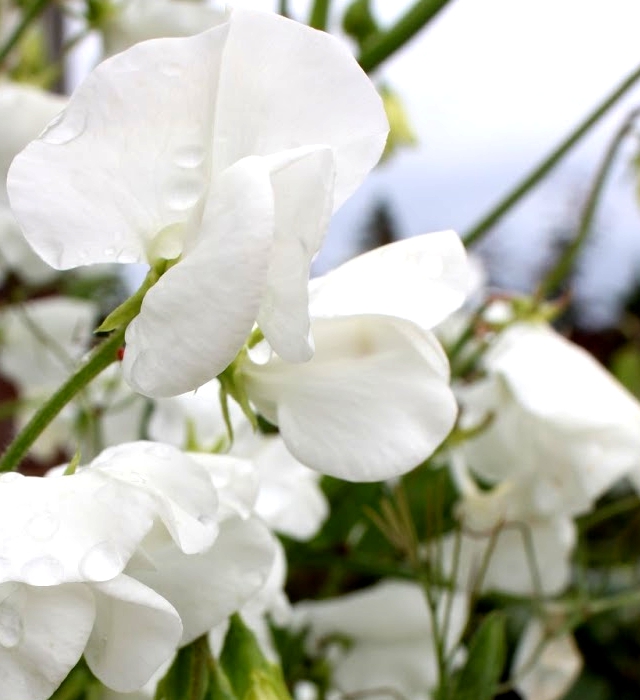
[[63, 449, 82, 476], [450, 612, 506, 700], [217, 349, 258, 441], [220, 614, 292, 700], [95, 257, 178, 334], [208, 657, 240, 700], [343, 0, 379, 45]]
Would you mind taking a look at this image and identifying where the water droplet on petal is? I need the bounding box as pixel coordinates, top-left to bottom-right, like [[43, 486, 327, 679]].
[[166, 177, 204, 211], [26, 511, 59, 541], [0, 473, 24, 484], [174, 145, 206, 169], [160, 62, 182, 78], [147, 444, 174, 460], [21, 556, 64, 585], [0, 601, 23, 649], [79, 541, 124, 581], [40, 110, 87, 145]]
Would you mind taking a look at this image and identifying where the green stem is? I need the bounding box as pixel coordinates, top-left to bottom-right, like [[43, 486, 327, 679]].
[[538, 107, 640, 297], [278, 0, 290, 17], [308, 0, 331, 29], [0, 0, 51, 66], [463, 62, 640, 246], [358, 0, 452, 73], [0, 328, 125, 472]]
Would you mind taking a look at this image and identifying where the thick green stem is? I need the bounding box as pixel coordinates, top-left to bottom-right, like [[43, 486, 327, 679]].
[[308, 0, 331, 29], [538, 107, 640, 298], [358, 0, 452, 73], [0, 0, 51, 66], [0, 328, 125, 473], [463, 62, 640, 246]]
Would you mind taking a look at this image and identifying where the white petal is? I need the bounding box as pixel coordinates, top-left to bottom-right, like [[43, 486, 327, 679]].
[[236, 434, 328, 540], [7, 26, 230, 268], [91, 442, 219, 554], [0, 470, 156, 584], [0, 582, 94, 700], [309, 230, 469, 329], [243, 315, 457, 481], [86, 574, 182, 693], [129, 516, 276, 645], [122, 156, 275, 397], [212, 9, 388, 209], [513, 620, 582, 700], [257, 146, 336, 362], [188, 452, 259, 521]]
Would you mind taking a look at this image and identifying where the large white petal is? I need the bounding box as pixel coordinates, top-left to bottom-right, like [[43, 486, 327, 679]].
[[0, 582, 94, 700], [129, 516, 276, 645], [257, 146, 336, 362], [91, 442, 219, 554], [86, 574, 182, 693], [310, 231, 469, 329], [7, 26, 229, 268], [243, 315, 457, 481], [122, 156, 275, 397], [0, 470, 156, 585], [212, 9, 388, 209]]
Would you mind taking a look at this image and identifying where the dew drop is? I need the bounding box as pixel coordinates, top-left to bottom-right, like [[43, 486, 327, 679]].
[[0, 601, 23, 649], [79, 541, 124, 581], [26, 511, 59, 541], [174, 145, 206, 169], [40, 110, 87, 145], [166, 177, 204, 211], [159, 62, 182, 78], [21, 556, 64, 586]]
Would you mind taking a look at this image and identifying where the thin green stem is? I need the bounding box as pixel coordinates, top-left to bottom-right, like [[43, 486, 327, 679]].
[[308, 0, 331, 30], [463, 61, 640, 246], [358, 0, 452, 74], [0, 0, 51, 66], [0, 328, 125, 472], [538, 107, 640, 297], [278, 0, 290, 17]]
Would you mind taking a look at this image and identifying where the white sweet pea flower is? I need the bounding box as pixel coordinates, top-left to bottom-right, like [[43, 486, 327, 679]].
[[293, 579, 469, 700], [441, 464, 576, 596], [150, 380, 329, 539], [8, 10, 388, 397], [0, 296, 98, 459], [242, 314, 458, 482], [457, 322, 640, 517], [0, 83, 64, 284], [101, 0, 228, 56], [512, 619, 582, 700]]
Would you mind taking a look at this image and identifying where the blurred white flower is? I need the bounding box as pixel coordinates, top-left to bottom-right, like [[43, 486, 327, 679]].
[[0, 297, 97, 459], [293, 579, 468, 700], [457, 322, 640, 517], [0, 83, 63, 285], [101, 0, 228, 55], [512, 618, 582, 700], [8, 9, 388, 397]]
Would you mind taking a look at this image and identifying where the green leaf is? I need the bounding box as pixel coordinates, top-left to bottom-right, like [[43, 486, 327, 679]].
[[207, 657, 239, 700], [221, 614, 292, 700], [450, 612, 506, 700]]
